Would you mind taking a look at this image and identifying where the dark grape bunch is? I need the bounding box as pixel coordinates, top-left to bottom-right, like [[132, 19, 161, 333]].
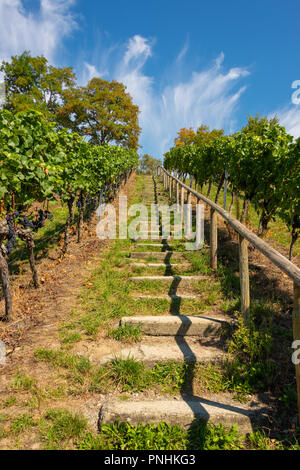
[[76, 194, 97, 208], [33, 209, 53, 231], [4, 209, 53, 254], [5, 214, 17, 254]]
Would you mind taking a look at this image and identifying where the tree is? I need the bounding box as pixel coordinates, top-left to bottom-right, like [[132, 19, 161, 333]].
[[0, 51, 76, 120], [57, 78, 141, 150], [138, 154, 161, 174], [241, 113, 279, 136], [174, 127, 197, 147], [174, 125, 224, 147]]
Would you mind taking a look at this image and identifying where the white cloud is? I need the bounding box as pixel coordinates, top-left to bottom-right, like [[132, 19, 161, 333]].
[[82, 62, 109, 84], [0, 0, 77, 64], [176, 38, 189, 63], [112, 36, 250, 157], [271, 105, 300, 139], [123, 35, 152, 67]]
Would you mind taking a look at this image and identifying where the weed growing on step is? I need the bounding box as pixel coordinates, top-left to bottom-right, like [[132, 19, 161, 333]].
[[107, 324, 142, 343], [76, 418, 299, 450], [228, 312, 272, 363], [77, 421, 188, 450]]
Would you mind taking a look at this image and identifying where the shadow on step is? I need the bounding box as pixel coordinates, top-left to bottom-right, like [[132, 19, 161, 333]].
[[164, 259, 240, 434]]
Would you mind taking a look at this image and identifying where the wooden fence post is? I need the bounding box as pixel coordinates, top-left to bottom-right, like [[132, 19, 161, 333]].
[[293, 282, 300, 424], [196, 200, 204, 250], [181, 186, 185, 222], [186, 190, 192, 239], [239, 234, 250, 323], [210, 208, 218, 269]]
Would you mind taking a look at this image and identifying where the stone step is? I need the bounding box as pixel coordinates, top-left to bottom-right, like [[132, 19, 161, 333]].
[[134, 294, 197, 300], [98, 336, 225, 365], [131, 263, 182, 268], [130, 275, 208, 284], [100, 396, 263, 434], [130, 252, 185, 259], [120, 315, 227, 336], [135, 243, 171, 248]]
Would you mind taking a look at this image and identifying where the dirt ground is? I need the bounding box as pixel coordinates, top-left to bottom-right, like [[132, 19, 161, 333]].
[[0, 174, 136, 376]]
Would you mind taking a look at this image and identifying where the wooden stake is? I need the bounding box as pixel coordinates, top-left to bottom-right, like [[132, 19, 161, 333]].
[[210, 208, 218, 269], [239, 234, 250, 323], [293, 282, 300, 424]]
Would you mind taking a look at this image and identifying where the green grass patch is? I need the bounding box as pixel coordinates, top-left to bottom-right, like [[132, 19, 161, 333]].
[[39, 409, 88, 450], [107, 324, 142, 343]]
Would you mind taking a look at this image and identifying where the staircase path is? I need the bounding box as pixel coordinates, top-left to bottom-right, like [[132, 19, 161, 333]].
[[99, 174, 266, 433]]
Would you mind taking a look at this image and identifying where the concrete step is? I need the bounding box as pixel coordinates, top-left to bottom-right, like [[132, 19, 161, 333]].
[[134, 236, 179, 241], [134, 244, 172, 248], [130, 252, 185, 259], [98, 336, 225, 365], [99, 396, 263, 434], [120, 315, 227, 336], [130, 275, 209, 284], [134, 294, 197, 300], [130, 263, 182, 268]]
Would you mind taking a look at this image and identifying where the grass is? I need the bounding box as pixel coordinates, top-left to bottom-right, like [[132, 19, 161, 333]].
[[76, 419, 300, 450], [34, 349, 189, 395], [10, 413, 36, 435], [1, 405, 299, 450], [10, 373, 37, 391], [39, 409, 87, 450], [34, 349, 92, 376], [33, 346, 274, 402], [107, 324, 142, 343]]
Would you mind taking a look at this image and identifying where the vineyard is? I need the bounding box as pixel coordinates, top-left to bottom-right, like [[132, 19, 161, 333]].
[[0, 103, 300, 451], [0, 109, 138, 321], [164, 118, 300, 260]]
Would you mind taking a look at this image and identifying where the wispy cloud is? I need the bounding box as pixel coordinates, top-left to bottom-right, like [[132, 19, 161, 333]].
[[112, 36, 250, 156], [176, 37, 189, 64], [270, 105, 300, 140], [0, 0, 77, 64], [82, 62, 109, 84]]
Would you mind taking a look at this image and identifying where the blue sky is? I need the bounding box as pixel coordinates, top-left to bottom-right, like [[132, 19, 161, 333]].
[[1, 0, 300, 159]]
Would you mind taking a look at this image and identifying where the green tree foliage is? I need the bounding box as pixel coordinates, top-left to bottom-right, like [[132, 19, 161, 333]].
[[1, 52, 141, 151], [57, 78, 141, 150], [174, 125, 224, 147], [241, 113, 280, 136], [138, 154, 161, 174], [0, 51, 75, 120], [0, 109, 138, 212]]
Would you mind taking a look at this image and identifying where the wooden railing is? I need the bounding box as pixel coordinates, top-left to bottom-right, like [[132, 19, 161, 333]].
[[157, 166, 300, 422]]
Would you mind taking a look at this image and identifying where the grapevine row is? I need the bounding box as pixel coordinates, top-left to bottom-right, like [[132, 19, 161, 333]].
[[164, 119, 299, 258], [0, 109, 138, 320]]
